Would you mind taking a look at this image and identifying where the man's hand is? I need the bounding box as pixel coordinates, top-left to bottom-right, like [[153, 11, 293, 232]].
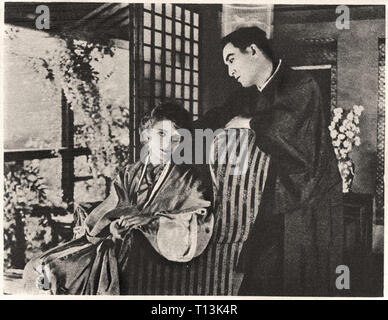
[[225, 116, 252, 129]]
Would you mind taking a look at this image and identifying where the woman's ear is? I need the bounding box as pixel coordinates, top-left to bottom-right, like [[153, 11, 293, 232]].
[[140, 128, 151, 144]]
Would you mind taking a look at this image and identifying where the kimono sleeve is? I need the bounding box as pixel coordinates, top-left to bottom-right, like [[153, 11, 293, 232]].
[[84, 168, 138, 241], [194, 87, 258, 130], [194, 106, 226, 131], [139, 207, 213, 263], [250, 77, 323, 174], [155, 208, 213, 262]]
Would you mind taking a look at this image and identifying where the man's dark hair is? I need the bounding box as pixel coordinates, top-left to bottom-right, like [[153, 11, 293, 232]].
[[221, 26, 273, 61], [141, 101, 193, 132]]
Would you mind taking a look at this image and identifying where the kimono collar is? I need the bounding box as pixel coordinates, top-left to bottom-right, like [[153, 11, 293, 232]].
[[259, 59, 286, 97], [138, 157, 165, 187], [250, 60, 287, 114], [258, 59, 282, 92], [136, 156, 172, 209]]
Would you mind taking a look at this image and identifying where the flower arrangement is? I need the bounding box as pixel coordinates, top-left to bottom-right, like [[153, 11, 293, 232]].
[[328, 105, 364, 192]]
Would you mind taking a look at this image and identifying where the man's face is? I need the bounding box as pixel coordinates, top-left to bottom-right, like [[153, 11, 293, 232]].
[[223, 42, 262, 88]]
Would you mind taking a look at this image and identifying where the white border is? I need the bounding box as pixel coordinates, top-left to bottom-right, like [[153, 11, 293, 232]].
[[0, 0, 386, 301]]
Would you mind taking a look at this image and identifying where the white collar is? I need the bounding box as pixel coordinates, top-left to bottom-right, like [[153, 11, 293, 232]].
[[257, 59, 282, 92]]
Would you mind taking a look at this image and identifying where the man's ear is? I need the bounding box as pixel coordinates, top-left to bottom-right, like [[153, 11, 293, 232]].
[[249, 44, 261, 57], [244, 45, 254, 56]]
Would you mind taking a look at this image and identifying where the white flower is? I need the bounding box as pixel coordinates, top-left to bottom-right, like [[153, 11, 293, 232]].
[[339, 125, 346, 133], [343, 140, 351, 148], [338, 133, 346, 140], [343, 119, 350, 128], [355, 136, 361, 146], [353, 105, 365, 116], [328, 124, 335, 131], [345, 144, 352, 153], [74, 39, 87, 46], [340, 149, 347, 158], [333, 140, 341, 147], [333, 108, 343, 115], [330, 130, 338, 139], [346, 112, 354, 121], [354, 116, 359, 124], [346, 131, 354, 139], [333, 115, 340, 123]]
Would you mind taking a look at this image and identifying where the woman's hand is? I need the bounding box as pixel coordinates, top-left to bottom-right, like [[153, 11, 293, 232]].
[[122, 215, 155, 229], [110, 215, 155, 240], [110, 217, 131, 240]]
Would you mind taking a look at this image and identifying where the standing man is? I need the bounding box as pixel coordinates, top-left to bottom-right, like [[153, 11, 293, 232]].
[[196, 27, 343, 296]]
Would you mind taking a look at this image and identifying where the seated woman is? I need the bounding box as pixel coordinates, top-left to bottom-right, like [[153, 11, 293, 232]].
[[23, 102, 214, 295]]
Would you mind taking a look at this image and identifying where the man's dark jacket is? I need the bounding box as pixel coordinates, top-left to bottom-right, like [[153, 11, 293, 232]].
[[195, 64, 344, 296]]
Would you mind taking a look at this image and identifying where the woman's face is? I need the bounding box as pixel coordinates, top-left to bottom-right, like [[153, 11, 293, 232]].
[[145, 120, 182, 165]]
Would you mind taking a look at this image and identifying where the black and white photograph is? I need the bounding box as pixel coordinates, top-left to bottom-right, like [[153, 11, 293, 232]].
[[1, 1, 386, 298]]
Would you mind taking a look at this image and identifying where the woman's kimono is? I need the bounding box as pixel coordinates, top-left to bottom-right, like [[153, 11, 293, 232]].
[[23, 161, 213, 295]]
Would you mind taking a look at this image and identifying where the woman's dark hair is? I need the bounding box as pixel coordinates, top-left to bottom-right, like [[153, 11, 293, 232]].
[[221, 26, 274, 61], [140, 101, 194, 132]]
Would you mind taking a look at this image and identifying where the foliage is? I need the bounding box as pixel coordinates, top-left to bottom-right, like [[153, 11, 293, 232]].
[[3, 161, 67, 269], [59, 37, 131, 178], [5, 25, 131, 179], [4, 27, 131, 269]]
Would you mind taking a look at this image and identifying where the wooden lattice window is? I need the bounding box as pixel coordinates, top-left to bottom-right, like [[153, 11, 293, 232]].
[[142, 3, 200, 120]]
